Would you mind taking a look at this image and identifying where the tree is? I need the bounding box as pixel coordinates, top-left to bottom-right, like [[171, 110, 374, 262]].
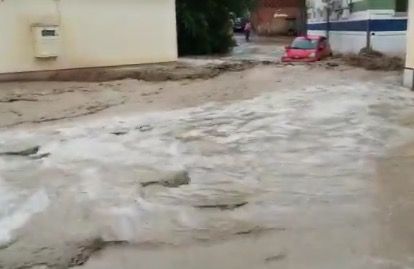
[[176, 0, 255, 55], [298, 0, 307, 35], [321, 0, 335, 39]]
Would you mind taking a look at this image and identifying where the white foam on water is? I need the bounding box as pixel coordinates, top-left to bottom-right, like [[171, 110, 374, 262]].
[[0, 178, 49, 246], [0, 81, 414, 248]]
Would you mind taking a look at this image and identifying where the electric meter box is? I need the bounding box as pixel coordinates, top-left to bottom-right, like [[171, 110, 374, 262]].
[[32, 26, 60, 58]]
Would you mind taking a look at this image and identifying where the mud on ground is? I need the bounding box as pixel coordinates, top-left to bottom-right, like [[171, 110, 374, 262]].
[[341, 49, 404, 71], [0, 60, 258, 83], [0, 60, 393, 129]]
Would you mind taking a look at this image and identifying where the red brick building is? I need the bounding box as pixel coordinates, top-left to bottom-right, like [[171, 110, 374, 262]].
[[251, 0, 304, 35]]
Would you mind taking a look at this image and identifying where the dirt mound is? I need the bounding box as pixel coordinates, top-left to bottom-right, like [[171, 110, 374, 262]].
[[0, 61, 258, 83], [342, 48, 404, 71], [51, 62, 256, 82], [0, 237, 111, 269]]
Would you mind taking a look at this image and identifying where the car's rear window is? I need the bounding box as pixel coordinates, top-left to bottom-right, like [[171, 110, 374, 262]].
[[291, 38, 318, 49]]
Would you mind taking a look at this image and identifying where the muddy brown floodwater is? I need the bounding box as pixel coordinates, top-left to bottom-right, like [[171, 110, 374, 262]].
[[0, 63, 414, 269]]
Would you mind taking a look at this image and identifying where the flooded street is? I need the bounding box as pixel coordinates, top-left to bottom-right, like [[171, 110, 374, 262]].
[[0, 64, 414, 269]]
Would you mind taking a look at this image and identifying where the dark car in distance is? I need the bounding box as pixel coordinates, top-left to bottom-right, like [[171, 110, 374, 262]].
[[233, 17, 248, 32]]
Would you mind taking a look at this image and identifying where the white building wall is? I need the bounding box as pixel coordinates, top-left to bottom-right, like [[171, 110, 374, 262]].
[[0, 0, 178, 74], [308, 29, 407, 56], [330, 32, 368, 54], [307, 0, 407, 56], [371, 32, 407, 56]]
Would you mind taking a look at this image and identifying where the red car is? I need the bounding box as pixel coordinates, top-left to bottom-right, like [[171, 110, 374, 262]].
[[282, 35, 332, 62]]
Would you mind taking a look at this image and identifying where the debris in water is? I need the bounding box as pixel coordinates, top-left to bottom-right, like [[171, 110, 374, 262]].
[[265, 253, 287, 263], [30, 153, 51, 160], [111, 130, 129, 136], [235, 226, 285, 236], [69, 238, 106, 267], [30, 265, 49, 269], [326, 62, 339, 68], [0, 97, 38, 103], [0, 146, 40, 157], [136, 124, 153, 132], [195, 202, 248, 210], [342, 48, 404, 71], [140, 170, 191, 188]]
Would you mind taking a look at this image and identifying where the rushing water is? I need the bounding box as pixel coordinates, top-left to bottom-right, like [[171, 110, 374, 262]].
[[1, 81, 414, 268]]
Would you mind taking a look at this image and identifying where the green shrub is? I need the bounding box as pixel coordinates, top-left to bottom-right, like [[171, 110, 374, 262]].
[[176, 0, 254, 55]]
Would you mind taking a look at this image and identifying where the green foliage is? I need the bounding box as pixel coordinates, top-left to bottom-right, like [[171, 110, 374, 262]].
[[176, 0, 255, 55]]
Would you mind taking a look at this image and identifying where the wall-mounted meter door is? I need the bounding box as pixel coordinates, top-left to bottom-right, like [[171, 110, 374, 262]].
[[32, 26, 60, 58]]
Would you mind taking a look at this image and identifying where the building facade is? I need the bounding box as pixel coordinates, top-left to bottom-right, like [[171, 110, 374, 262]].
[[252, 0, 304, 35], [404, 0, 414, 89], [0, 0, 177, 75], [307, 0, 408, 56]]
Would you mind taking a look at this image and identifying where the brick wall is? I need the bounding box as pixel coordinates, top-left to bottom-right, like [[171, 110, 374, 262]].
[[252, 0, 301, 35]]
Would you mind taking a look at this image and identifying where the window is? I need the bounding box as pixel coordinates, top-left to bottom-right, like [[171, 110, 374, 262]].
[[395, 0, 408, 12], [291, 37, 318, 50]]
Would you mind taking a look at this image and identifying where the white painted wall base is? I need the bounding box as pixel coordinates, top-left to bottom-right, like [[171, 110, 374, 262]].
[[329, 31, 367, 54], [371, 32, 407, 57], [308, 30, 407, 56], [403, 68, 414, 89]]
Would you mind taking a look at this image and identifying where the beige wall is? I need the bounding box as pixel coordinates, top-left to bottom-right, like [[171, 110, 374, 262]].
[[0, 0, 177, 74], [406, 0, 414, 69], [404, 0, 414, 88]]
